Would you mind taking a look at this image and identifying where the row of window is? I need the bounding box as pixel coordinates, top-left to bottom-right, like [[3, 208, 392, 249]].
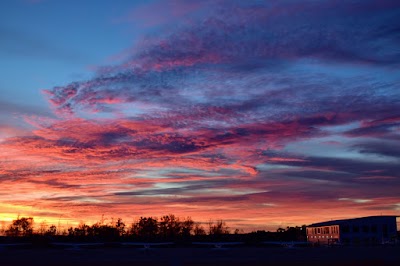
[[308, 224, 389, 235], [341, 224, 381, 233], [307, 226, 338, 235]]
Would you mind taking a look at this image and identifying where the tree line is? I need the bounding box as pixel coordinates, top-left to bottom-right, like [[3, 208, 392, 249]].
[[1, 215, 306, 242], [2, 215, 230, 240]]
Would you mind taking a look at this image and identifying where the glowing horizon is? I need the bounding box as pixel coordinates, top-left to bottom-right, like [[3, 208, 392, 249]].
[[1, 0, 399, 232]]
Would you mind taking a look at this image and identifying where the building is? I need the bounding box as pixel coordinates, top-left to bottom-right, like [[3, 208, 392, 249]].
[[306, 216, 398, 245]]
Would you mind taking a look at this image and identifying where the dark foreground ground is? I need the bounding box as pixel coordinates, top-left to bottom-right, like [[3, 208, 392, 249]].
[[1, 246, 399, 266]]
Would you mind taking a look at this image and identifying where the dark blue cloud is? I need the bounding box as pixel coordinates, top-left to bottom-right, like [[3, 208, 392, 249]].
[[353, 141, 400, 158], [45, 1, 400, 118]]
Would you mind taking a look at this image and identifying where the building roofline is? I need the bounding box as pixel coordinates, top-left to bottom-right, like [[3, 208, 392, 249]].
[[307, 215, 399, 227]]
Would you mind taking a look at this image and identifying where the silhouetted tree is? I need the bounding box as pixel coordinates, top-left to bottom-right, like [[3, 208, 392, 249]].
[[87, 217, 125, 239], [134, 217, 158, 238], [181, 217, 194, 238], [208, 220, 229, 235], [67, 223, 91, 237], [38, 220, 48, 235], [283, 225, 307, 241], [193, 223, 206, 236], [115, 218, 126, 236], [159, 214, 181, 239], [6, 217, 34, 237], [46, 225, 57, 236], [277, 227, 286, 233], [68, 227, 74, 237], [0, 221, 6, 236]]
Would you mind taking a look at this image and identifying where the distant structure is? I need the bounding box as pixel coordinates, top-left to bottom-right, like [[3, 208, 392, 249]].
[[306, 216, 398, 245]]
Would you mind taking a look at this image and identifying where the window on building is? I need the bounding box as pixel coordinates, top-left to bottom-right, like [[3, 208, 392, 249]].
[[362, 225, 369, 233], [383, 224, 388, 237], [317, 228, 321, 234], [382, 224, 388, 233], [371, 225, 377, 233], [353, 225, 359, 233], [342, 225, 350, 233]]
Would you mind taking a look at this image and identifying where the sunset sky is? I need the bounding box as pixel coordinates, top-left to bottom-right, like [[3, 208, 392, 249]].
[[1, 0, 399, 232]]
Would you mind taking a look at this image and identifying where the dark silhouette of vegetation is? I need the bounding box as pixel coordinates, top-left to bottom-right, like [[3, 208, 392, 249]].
[[208, 219, 230, 235], [46, 225, 57, 236], [6, 217, 34, 237], [0, 215, 309, 246], [193, 222, 206, 236], [131, 217, 159, 239]]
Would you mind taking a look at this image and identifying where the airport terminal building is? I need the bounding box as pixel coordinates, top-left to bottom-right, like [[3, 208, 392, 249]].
[[306, 216, 398, 245]]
